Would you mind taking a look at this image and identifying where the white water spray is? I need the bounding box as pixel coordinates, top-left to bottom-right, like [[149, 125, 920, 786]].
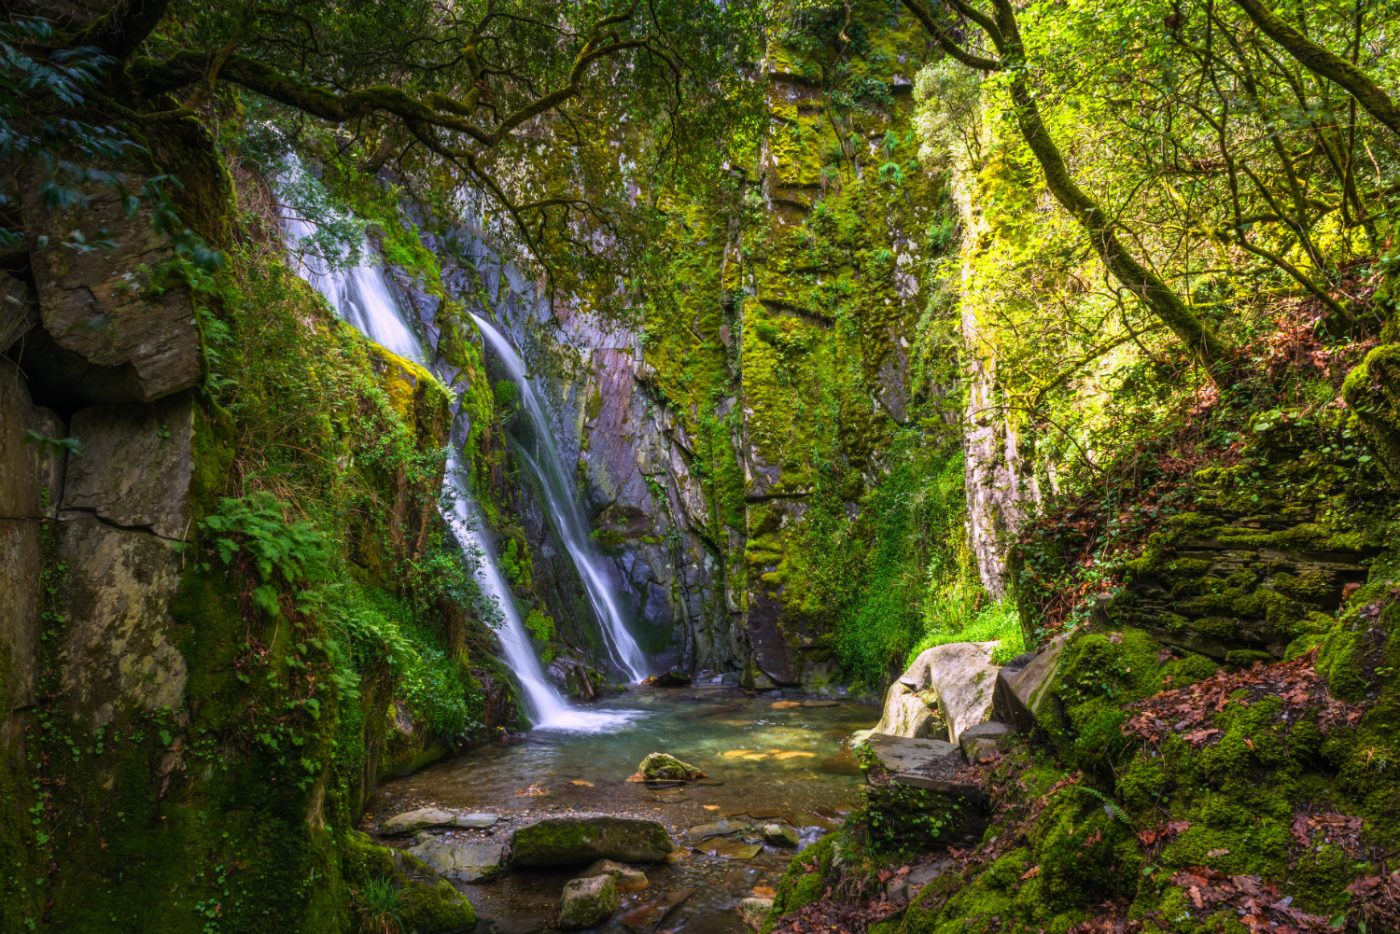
[[468, 312, 650, 682], [278, 166, 633, 731]]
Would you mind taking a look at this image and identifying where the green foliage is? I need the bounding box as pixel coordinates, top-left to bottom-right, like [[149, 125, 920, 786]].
[[789, 429, 1001, 690], [493, 378, 520, 412], [0, 17, 127, 252], [354, 877, 404, 934], [336, 589, 484, 744], [908, 598, 1024, 667], [200, 493, 333, 617], [524, 609, 555, 644]]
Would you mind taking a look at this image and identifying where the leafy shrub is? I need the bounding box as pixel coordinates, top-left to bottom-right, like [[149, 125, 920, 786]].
[[199, 492, 332, 617]]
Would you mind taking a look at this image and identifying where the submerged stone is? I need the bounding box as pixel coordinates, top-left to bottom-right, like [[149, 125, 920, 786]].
[[702, 838, 763, 859], [559, 874, 619, 929], [620, 888, 695, 931], [512, 816, 674, 867], [687, 818, 744, 841]]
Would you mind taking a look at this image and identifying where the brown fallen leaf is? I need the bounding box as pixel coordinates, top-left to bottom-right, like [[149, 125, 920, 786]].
[[752, 885, 776, 898], [1137, 820, 1190, 846], [1206, 847, 1229, 858], [703, 805, 721, 812], [1182, 728, 1222, 745], [571, 779, 594, 787], [1020, 866, 1040, 880]]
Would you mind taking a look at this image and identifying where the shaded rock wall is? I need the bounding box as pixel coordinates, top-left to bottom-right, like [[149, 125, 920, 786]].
[[475, 6, 950, 685], [1, 136, 511, 930]]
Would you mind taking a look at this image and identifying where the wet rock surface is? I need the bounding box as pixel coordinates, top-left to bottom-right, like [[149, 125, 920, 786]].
[[407, 836, 509, 883], [381, 807, 500, 836], [370, 685, 871, 931], [511, 816, 674, 867], [635, 751, 705, 783], [579, 859, 649, 893], [558, 874, 618, 929]]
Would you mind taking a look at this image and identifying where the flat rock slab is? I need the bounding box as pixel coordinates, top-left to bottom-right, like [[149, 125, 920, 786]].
[[406, 837, 508, 883], [620, 888, 695, 932], [863, 733, 982, 799], [687, 819, 746, 842], [512, 816, 673, 867], [863, 733, 959, 774], [381, 807, 499, 836], [700, 838, 763, 860]]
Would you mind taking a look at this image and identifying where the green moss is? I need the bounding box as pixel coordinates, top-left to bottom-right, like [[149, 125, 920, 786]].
[[1342, 343, 1400, 489], [766, 832, 844, 928], [343, 832, 476, 932]]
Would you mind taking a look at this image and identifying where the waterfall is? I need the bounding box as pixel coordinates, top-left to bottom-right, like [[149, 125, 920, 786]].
[[278, 167, 633, 732], [467, 312, 650, 682]]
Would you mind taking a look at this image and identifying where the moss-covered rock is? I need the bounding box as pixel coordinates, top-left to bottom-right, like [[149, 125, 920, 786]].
[[636, 751, 706, 782], [558, 874, 619, 930], [510, 816, 674, 867], [1343, 343, 1400, 490], [343, 832, 477, 932]]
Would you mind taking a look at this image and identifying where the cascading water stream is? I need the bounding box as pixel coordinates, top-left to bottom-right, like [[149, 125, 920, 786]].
[[278, 172, 633, 731], [467, 312, 650, 682]]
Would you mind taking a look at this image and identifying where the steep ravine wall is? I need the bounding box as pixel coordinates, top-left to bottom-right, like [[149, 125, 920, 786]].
[[1, 132, 499, 930], [437, 6, 953, 687]]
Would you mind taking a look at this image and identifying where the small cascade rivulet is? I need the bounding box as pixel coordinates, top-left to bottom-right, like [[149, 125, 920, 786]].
[[278, 176, 635, 732], [468, 312, 650, 682]]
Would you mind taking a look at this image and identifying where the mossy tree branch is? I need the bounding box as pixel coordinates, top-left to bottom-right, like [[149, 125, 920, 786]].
[[1228, 0, 1400, 140], [901, 0, 1235, 384]]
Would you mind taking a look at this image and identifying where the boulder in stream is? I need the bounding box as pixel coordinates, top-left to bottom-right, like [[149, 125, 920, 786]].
[[512, 816, 674, 867], [580, 859, 649, 892], [635, 751, 705, 782], [559, 874, 620, 929], [380, 806, 499, 836], [895, 642, 1001, 742], [645, 669, 693, 687], [738, 896, 774, 930], [762, 822, 800, 848], [405, 837, 508, 882], [864, 682, 943, 740]]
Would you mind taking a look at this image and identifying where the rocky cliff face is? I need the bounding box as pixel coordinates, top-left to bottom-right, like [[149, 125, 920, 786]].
[[418, 9, 950, 687], [1, 129, 499, 930]]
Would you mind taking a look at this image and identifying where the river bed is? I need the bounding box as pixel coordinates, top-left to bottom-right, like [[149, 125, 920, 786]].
[[367, 684, 875, 932]]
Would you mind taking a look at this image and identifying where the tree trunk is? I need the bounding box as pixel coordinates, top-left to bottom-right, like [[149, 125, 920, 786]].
[[987, 0, 1234, 383]]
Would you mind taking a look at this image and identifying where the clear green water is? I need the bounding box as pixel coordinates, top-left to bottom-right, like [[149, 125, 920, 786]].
[[369, 684, 875, 932]]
